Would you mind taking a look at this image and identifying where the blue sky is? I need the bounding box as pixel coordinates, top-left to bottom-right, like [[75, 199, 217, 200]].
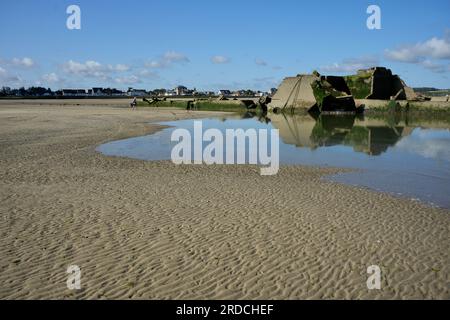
[[0, 0, 449, 91]]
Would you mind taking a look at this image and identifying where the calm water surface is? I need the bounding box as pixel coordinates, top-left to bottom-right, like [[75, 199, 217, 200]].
[[97, 112, 450, 208]]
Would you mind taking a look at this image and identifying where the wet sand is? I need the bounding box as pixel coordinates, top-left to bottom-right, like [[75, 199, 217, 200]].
[[0, 100, 448, 299]]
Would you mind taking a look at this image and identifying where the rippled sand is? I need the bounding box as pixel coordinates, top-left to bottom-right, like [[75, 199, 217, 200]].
[[0, 101, 448, 299]]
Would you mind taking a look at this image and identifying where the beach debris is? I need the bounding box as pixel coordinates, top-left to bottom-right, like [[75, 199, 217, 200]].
[[143, 97, 162, 106], [259, 95, 272, 106], [258, 95, 272, 112], [240, 99, 257, 109]]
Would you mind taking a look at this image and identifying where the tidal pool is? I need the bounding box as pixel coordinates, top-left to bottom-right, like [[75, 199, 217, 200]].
[[97, 112, 450, 208]]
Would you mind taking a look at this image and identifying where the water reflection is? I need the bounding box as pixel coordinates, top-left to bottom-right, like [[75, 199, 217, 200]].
[[243, 111, 450, 208], [256, 112, 449, 158], [97, 111, 450, 208]]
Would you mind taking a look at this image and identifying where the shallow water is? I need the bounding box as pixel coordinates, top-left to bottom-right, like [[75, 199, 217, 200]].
[[97, 112, 450, 208]]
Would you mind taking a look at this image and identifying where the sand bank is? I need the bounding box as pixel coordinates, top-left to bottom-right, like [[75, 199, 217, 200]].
[[0, 101, 448, 299]]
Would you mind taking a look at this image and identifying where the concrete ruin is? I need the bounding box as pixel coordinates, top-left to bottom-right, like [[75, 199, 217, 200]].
[[269, 67, 425, 113], [269, 72, 358, 113], [269, 74, 318, 110], [344, 67, 419, 100]]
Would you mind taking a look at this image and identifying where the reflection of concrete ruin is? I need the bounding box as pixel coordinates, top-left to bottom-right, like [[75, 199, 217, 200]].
[[269, 67, 426, 113], [269, 113, 423, 156]]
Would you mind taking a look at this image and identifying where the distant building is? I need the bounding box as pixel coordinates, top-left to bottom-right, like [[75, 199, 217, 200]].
[[175, 86, 188, 96], [151, 89, 167, 96], [164, 90, 177, 97], [127, 88, 147, 97], [196, 91, 214, 96], [233, 90, 250, 97], [102, 88, 124, 96], [110, 88, 125, 96], [218, 90, 232, 96], [92, 87, 105, 96], [62, 89, 87, 96], [1, 87, 12, 95]]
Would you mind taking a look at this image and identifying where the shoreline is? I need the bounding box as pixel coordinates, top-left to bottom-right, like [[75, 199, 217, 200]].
[[97, 126, 446, 210], [0, 101, 448, 299], [2, 97, 449, 113]]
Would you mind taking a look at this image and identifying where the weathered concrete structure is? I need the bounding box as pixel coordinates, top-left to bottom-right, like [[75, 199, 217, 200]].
[[346, 67, 418, 100], [269, 73, 357, 113], [269, 67, 424, 113], [270, 75, 318, 110]]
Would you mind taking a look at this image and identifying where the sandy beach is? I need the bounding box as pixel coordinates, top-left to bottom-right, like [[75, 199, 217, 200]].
[[0, 100, 448, 300]]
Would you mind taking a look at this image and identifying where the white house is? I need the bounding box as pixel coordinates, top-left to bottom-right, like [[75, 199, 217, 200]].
[[92, 87, 105, 96], [175, 86, 188, 96], [62, 89, 87, 96], [127, 88, 147, 97], [164, 90, 177, 97], [218, 90, 232, 96]]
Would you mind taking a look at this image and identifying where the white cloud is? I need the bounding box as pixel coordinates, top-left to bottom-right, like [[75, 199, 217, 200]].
[[139, 69, 158, 78], [319, 56, 379, 73], [255, 58, 267, 66], [0, 66, 22, 85], [62, 60, 105, 77], [211, 55, 230, 64], [41, 73, 61, 83], [113, 64, 130, 72], [385, 48, 422, 63], [420, 60, 447, 73], [11, 57, 34, 68], [0, 57, 35, 68], [384, 33, 450, 74], [163, 51, 189, 63], [61, 60, 130, 79], [396, 128, 450, 160], [146, 51, 190, 68], [385, 35, 450, 63], [114, 75, 141, 85], [146, 61, 163, 68]]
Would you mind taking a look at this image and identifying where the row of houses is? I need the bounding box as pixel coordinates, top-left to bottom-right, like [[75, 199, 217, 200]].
[[62, 88, 126, 97], [57, 86, 278, 97], [218, 88, 277, 97], [129, 86, 278, 98], [2, 86, 277, 98]]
